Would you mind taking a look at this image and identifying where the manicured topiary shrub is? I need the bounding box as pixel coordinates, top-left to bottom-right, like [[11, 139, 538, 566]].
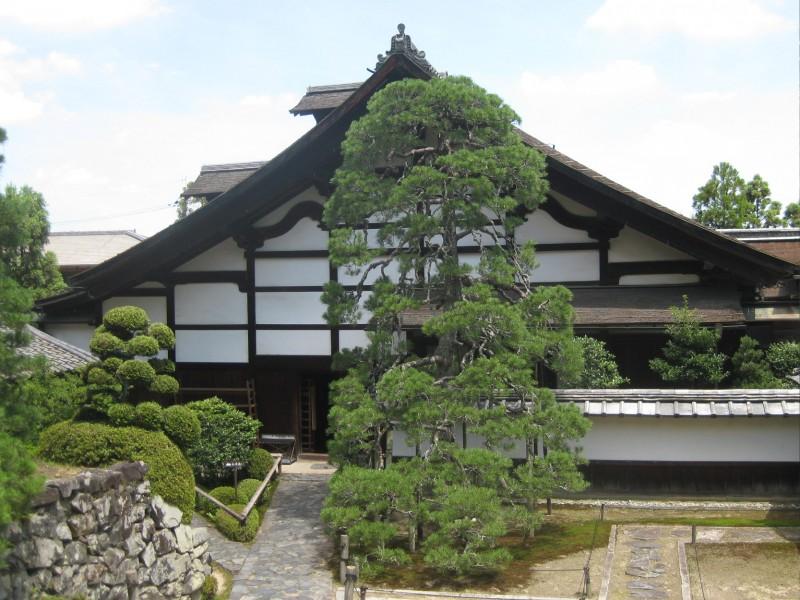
[[237, 478, 263, 504], [134, 401, 163, 431], [150, 374, 180, 396], [87, 366, 115, 386], [148, 323, 176, 349], [209, 485, 238, 506], [89, 332, 125, 356], [247, 448, 275, 481], [38, 421, 195, 520], [162, 405, 201, 449], [127, 334, 159, 357], [101, 357, 123, 373], [117, 360, 157, 388], [214, 503, 260, 542], [108, 403, 136, 427], [103, 306, 149, 339], [186, 397, 261, 484], [149, 358, 176, 374]]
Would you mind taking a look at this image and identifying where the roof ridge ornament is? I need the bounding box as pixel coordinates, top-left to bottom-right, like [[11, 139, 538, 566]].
[[375, 23, 438, 76]]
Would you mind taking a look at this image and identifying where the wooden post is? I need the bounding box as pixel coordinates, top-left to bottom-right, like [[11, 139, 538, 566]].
[[344, 565, 358, 600], [583, 565, 591, 598], [340, 534, 349, 584], [691, 524, 697, 544], [546, 497, 552, 515], [600, 503, 605, 522]]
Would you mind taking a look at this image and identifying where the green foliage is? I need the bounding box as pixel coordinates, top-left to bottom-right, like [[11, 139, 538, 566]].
[[162, 405, 201, 449], [117, 359, 157, 388], [649, 296, 728, 387], [209, 485, 237, 506], [148, 357, 176, 374], [127, 335, 159, 356], [320, 76, 590, 575], [89, 332, 125, 356], [134, 401, 163, 430], [38, 421, 195, 520], [201, 574, 217, 599], [150, 374, 180, 397], [246, 448, 275, 480], [24, 371, 86, 432], [186, 397, 261, 484], [784, 203, 800, 227], [237, 478, 263, 504], [561, 336, 628, 388], [87, 366, 115, 385], [107, 403, 136, 427], [692, 162, 786, 228], [766, 341, 800, 385], [730, 336, 785, 388], [0, 184, 66, 300], [214, 504, 260, 542], [103, 306, 149, 339], [148, 323, 176, 349]]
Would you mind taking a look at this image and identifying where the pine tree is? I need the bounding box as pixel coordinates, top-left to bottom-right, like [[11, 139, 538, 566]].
[[649, 296, 728, 387], [561, 336, 628, 388], [321, 76, 589, 576], [730, 336, 784, 388]]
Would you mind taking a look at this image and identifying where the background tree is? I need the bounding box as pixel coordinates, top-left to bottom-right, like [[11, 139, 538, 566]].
[[561, 336, 628, 388], [0, 184, 65, 299], [730, 336, 785, 388], [692, 162, 786, 228], [321, 76, 589, 576], [649, 296, 728, 387], [766, 341, 800, 386], [784, 203, 800, 228]]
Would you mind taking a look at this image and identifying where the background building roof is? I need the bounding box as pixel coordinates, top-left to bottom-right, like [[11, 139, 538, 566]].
[[46, 231, 146, 271], [17, 325, 95, 373]]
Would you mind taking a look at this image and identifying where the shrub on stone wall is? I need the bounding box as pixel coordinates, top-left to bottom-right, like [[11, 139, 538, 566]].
[[38, 421, 195, 521], [162, 405, 201, 450]]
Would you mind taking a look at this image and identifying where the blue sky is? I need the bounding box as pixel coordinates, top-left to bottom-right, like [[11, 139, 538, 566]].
[[0, 0, 797, 235]]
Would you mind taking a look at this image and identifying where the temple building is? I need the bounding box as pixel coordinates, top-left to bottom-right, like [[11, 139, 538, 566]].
[[36, 26, 799, 492]]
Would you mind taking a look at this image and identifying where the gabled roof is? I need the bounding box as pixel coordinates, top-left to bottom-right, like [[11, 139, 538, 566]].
[[290, 83, 362, 117], [181, 161, 268, 199], [17, 325, 95, 373], [46, 230, 146, 269], [37, 28, 799, 313]]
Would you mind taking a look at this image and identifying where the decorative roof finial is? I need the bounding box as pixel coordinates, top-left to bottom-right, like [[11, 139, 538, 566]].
[[376, 23, 437, 76]]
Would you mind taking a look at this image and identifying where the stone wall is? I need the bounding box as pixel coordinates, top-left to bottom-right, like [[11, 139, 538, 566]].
[[0, 462, 212, 599]]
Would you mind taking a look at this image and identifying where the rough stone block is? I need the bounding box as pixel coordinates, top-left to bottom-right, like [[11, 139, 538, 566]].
[[183, 570, 206, 595], [191, 526, 210, 546], [106, 585, 128, 600], [151, 496, 183, 529], [191, 542, 208, 559], [149, 553, 189, 587], [47, 477, 77, 499], [140, 542, 156, 568], [70, 493, 94, 514], [64, 541, 88, 565], [153, 529, 176, 556], [27, 513, 60, 538], [30, 486, 60, 508], [55, 521, 73, 542], [124, 524, 146, 557], [102, 546, 126, 570], [174, 524, 194, 553], [141, 517, 156, 542]]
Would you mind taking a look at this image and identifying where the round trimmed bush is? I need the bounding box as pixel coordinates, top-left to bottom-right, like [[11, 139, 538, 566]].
[[87, 367, 115, 386], [90, 332, 125, 356], [209, 485, 238, 506], [148, 323, 176, 350], [108, 403, 136, 427], [127, 335, 159, 357], [163, 405, 201, 449], [38, 421, 195, 520], [102, 357, 124, 373], [247, 448, 275, 481], [134, 401, 163, 431], [214, 503, 260, 542], [237, 478, 263, 504], [150, 374, 180, 397], [117, 360, 156, 388], [103, 306, 149, 339], [148, 358, 176, 375]]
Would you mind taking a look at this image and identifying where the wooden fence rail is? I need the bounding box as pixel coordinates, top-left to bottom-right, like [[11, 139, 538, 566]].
[[194, 453, 282, 524]]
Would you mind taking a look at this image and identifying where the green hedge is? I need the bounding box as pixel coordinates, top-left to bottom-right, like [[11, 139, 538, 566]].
[[134, 401, 163, 431], [247, 448, 275, 480], [214, 503, 260, 542], [162, 405, 200, 449], [38, 421, 194, 521]]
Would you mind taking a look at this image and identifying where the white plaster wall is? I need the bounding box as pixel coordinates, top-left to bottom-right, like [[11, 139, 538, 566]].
[[609, 227, 693, 262], [256, 330, 330, 356], [550, 191, 597, 217], [259, 218, 328, 251], [533, 250, 599, 282], [515, 210, 593, 244], [619, 274, 700, 285], [255, 257, 329, 287], [102, 296, 167, 324], [43, 323, 94, 352], [579, 417, 800, 462], [175, 330, 248, 363], [252, 188, 325, 227], [174, 238, 245, 271], [255, 291, 326, 324], [392, 426, 525, 459], [339, 329, 370, 350], [174, 283, 246, 324]]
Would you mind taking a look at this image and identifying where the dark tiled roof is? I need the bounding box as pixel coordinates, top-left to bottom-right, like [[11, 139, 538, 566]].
[[555, 388, 800, 417], [17, 325, 95, 373], [182, 162, 268, 198], [289, 83, 362, 116], [399, 285, 745, 328]]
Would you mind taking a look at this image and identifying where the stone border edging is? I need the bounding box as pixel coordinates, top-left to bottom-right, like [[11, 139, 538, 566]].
[[597, 523, 617, 600], [677, 540, 692, 600], [337, 588, 575, 600]]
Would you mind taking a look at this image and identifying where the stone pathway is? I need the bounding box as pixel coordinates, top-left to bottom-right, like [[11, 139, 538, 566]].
[[608, 525, 687, 600], [229, 473, 333, 600], [191, 512, 249, 574]]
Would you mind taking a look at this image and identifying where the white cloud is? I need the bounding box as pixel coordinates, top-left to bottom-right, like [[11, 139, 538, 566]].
[[586, 0, 795, 41], [504, 61, 799, 218], [0, 40, 82, 123], [0, 0, 167, 32], [2, 93, 313, 235]]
